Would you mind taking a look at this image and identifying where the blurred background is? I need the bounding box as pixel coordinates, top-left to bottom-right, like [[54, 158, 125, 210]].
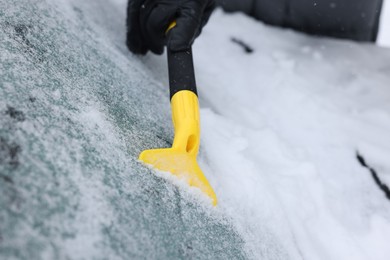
[[378, 0, 390, 46]]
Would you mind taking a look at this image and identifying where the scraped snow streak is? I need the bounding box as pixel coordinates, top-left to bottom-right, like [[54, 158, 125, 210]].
[[1, 0, 389, 259]]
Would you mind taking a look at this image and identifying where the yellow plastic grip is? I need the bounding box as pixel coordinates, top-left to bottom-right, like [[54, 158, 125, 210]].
[[165, 21, 177, 34]]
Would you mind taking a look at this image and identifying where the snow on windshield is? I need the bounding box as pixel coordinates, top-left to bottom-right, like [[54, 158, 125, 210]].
[[1, 0, 390, 259]]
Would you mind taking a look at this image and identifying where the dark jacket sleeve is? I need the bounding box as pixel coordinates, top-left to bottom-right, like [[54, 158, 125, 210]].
[[216, 0, 383, 42]]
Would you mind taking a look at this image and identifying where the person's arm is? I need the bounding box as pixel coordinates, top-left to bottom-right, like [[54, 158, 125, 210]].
[[126, 0, 216, 55], [215, 0, 383, 42]]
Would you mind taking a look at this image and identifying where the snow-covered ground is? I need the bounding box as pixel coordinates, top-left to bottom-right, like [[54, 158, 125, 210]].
[[1, 0, 390, 259]]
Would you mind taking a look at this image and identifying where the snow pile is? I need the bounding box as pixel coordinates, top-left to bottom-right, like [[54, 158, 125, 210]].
[[1, 0, 390, 259], [196, 11, 390, 260]]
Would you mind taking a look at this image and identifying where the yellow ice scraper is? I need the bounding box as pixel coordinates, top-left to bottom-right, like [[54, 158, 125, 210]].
[[139, 22, 217, 206]]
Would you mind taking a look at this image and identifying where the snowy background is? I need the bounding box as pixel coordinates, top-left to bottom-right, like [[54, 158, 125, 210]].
[[1, 0, 390, 260], [378, 0, 390, 46]]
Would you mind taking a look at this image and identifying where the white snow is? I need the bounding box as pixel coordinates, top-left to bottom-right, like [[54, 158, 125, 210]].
[[378, 0, 390, 47], [47, 0, 390, 258], [3, 0, 389, 258], [189, 10, 390, 260], [126, 0, 390, 257]]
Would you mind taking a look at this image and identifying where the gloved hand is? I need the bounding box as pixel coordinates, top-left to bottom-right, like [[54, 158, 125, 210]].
[[126, 0, 215, 55]]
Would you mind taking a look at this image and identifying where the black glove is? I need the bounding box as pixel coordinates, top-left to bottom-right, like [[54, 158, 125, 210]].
[[126, 0, 215, 55]]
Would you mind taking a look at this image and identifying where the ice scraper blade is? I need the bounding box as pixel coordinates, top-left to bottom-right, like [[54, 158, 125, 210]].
[[139, 31, 217, 205], [139, 88, 217, 205]]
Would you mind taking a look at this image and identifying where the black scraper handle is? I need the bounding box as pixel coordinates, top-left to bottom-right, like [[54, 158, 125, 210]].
[[168, 48, 198, 99]]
